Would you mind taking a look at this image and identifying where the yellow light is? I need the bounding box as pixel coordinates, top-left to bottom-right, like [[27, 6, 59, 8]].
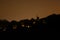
[[21, 24, 25, 27], [33, 21, 36, 24]]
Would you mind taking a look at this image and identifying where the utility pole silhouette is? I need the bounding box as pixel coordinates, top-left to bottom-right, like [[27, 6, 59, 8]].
[[35, 13, 40, 21]]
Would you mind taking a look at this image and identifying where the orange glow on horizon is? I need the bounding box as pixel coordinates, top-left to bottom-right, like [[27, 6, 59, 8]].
[[0, 0, 60, 21]]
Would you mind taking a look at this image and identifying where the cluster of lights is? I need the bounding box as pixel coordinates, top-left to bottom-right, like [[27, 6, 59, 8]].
[[21, 24, 30, 28], [21, 21, 36, 28]]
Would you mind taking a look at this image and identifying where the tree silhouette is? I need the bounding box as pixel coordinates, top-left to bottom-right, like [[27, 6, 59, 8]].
[[0, 13, 60, 32]]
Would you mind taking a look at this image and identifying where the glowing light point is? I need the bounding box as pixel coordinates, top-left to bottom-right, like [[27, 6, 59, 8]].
[[21, 24, 25, 27]]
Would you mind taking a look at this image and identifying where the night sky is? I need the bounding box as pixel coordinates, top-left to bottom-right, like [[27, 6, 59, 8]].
[[0, 0, 60, 21]]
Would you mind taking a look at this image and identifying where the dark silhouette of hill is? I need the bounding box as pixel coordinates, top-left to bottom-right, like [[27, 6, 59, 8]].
[[0, 13, 60, 32]]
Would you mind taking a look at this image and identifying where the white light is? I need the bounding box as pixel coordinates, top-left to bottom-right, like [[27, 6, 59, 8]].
[[27, 25, 30, 28]]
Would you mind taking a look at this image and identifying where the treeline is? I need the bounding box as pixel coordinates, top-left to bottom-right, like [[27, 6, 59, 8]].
[[0, 14, 60, 32]]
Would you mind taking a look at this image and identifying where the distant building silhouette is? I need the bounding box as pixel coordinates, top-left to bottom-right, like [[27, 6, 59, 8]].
[[0, 13, 60, 32]]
